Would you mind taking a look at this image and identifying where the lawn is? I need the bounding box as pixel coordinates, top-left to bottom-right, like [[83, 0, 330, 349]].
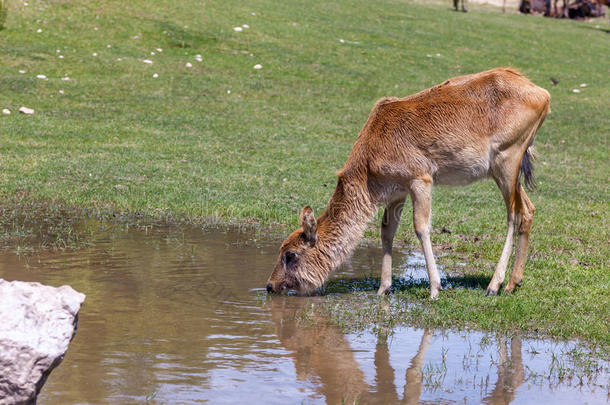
[[0, 0, 608, 347]]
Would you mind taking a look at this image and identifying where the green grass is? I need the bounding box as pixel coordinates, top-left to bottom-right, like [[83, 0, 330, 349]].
[[0, 0, 608, 346]]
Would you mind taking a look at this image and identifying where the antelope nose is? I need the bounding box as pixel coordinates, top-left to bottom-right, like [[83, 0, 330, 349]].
[[266, 283, 274, 293]]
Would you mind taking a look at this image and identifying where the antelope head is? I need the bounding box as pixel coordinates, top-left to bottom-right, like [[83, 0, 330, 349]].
[[266, 206, 328, 294]]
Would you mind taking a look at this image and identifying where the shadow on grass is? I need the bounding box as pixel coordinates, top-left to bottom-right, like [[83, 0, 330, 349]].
[[577, 24, 610, 34], [323, 274, 492, 295]]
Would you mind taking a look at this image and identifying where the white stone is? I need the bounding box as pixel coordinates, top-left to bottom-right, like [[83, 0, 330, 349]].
[[153, 73, 159, 78], [253, 64, 262, 69], [36, 28, 42, 33], [142, 59, 153, 64], [186, 62, 193, 68], [156, 48, 163, 52], [92, 52, 98, 57], [18, 106, 35, 115], [2, 109, 10, 115], [0, 279, 84, 404], [58, 55, 64, 59], [572, 89, 581, 93], [242, 24, 249, 29], [58, 90, 64, 94], [18, 70, 26, 74], [579, 83, 587, 88], [233, 26, 243, 32], [61, 76, 70, 81], [36, 74, 47, 80]]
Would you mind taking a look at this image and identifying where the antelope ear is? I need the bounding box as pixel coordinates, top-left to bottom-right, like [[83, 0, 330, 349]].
[[299, 206, 317, 245]]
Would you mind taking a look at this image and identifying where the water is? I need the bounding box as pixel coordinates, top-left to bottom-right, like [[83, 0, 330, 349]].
[[0, 225, 607, 404]]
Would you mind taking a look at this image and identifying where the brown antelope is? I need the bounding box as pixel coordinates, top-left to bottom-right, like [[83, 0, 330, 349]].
[[266, 68, 550, 299]]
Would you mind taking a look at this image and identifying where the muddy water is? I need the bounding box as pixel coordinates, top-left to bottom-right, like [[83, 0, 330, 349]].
[[0, 225, 607, 404]]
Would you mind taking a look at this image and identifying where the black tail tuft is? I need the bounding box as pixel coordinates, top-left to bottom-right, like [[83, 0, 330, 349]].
[[519, 147, 536, 191]]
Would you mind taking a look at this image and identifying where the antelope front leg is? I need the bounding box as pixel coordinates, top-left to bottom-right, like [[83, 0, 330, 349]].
[[377, 198, 406, 295], [410, 178, 441, 299]]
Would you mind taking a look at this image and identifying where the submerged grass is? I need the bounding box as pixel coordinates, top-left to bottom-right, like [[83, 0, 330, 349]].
[[0, 0, 608, 346]]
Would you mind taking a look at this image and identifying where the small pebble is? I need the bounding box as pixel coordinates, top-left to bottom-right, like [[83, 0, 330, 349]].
[[18, 70, 26, 74], [2, 109, 10, 115], [151, 51, 155, 55], [227, 90, 231, 94], [579, 83, 587, 88], [36, 74, 47, 79], [156, 48, 163, 52], [142, 59, 153, 64], [36, 28, 42, 33], [58, 89, 64, 94], [251, 12, 256, 16], [18, 106, 35, 115], [58, 55, 64, 59], [186, 62, 193, 68], [233, 27, 243, 32], [61, 76, 70, 81], [572, 89, 581, 93], [117, 58, 123, 61], [92, 52, 98, 57], [153, 73, 159, 78], [56, 49, 61, 53], [107, 44, 112, 48], [242, 24, 249, 29], [253, 64, 262, 69]]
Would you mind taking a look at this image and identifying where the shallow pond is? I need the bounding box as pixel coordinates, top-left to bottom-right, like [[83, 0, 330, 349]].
[[0, 225, 607, 404]]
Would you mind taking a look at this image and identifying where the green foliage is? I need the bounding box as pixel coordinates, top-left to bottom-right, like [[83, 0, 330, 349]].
[[0, 0, 7, 31]]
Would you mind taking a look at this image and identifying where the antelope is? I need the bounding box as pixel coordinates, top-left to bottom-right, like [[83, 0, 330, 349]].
[[266, 68, 550, 299], [454, 0, 468, 12]]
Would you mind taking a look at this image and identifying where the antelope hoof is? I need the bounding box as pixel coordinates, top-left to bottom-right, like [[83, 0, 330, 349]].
[[504, 281, 522, 294], [484, 288, 498, 296], [377, 284, 391, 296], [429, 289, 440, 300]]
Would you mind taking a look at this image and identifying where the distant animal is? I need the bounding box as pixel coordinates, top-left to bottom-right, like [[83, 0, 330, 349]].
[[454, 0, 469, 11], [266, 68, 550, 299]]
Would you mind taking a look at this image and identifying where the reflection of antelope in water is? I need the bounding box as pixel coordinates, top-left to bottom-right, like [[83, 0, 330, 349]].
[[269, 298, 526, 404], [484, 336, 525, 405], [269, 297, 432, 404]]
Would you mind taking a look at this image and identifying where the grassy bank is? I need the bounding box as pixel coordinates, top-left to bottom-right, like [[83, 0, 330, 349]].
[[0, 0, 608, 346]]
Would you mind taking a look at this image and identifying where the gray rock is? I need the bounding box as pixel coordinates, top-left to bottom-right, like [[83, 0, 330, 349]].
[[0, 279, 85, 405]]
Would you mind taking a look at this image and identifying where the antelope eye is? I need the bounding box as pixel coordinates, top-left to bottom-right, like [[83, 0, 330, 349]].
[[283, 251, 297, 266]]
